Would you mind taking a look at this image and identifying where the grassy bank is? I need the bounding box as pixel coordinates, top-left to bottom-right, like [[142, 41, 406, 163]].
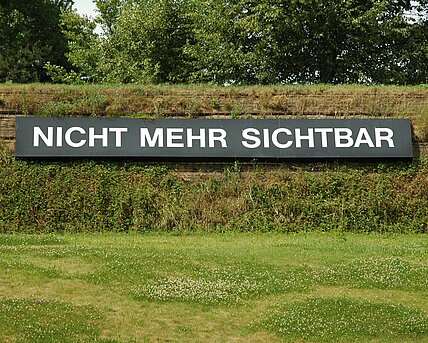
[[0, 232, 427, 342], [1, 145, 427, 234], [1, 84, 427, 140]]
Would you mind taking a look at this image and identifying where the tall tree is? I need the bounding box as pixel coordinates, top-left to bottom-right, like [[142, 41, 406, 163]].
[[187, 0, 427, 84], [55, 9, 102, 82], [99, 0, 194, 83], [186, 0, 263, 84], [264, 0, 428, 84], [0, 0, 73, 82], [94, 0, 123, 35], [40, 0, 428, 85]]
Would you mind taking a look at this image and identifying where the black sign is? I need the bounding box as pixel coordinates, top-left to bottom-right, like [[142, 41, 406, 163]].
[[15, 117, 413, 160]]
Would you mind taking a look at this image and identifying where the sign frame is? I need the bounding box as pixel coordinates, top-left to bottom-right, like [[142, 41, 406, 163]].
[[15, 116, 414, 161]]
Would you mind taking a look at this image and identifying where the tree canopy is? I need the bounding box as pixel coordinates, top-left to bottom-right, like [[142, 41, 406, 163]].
[[1, 0, 427, 84], [0, 0, 73, 82]]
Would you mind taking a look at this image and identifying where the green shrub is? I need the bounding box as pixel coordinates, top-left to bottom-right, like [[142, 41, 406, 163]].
[[40, 93, 108, 117], [1, 145, 427, 233]]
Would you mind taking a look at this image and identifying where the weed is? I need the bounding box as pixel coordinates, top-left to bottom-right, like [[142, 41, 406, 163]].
[[40, 93, 108, 117], [185, 98, 201, 117], [1, 84, 426, 140], [0, 298, 107, 342], [153, 97, 166, 116], [230, 106, 241, 118], [263, 297, 428, 342], [21, 86, 28, 115], [210, 97, 220, 109], [318, 257, 428, 291]]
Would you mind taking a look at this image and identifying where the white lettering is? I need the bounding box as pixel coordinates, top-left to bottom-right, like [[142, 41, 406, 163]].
[[375, 128, 395, 148], [314, 128, 333, 147], [140, 128, 163, 147], [56, 127, 63, 147], [109, 128, 128, 147], [242, 128, 261, 149], [65, 127, 86, 148], [167, 128, 184, 148], [354, 128, 374, 147], [33, 127, 53, 147], [272, 128, 292, 149], [32, 123, 399, 154], [263, 128, 270, 148], [208, 129, 227, 148], [187, 128, 206, 148], [89, 127, 108, 147], [335, 128, 354, 148], [295, 128, 314, 148]]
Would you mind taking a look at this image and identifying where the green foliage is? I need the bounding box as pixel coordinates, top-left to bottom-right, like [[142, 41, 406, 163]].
[[99, 0, 194, 83], [44, 62, 84, 84], [0, 0, 72, 82], [186, 0, 258, 84], [1, 143, 428, 233], [45, 9, 103, 83], [24, 0, 427, 85], [187, 0, 428, 84], [94, 0, 123, 35]]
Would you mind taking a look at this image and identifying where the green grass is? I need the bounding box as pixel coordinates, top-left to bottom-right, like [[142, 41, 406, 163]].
[[0, 299, 108, 343], [0, 232, 427, 342], [263, 297, 428, 342]]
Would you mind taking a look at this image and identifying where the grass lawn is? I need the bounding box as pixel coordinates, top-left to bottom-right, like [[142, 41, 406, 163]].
[[0, 232, 427, 342]]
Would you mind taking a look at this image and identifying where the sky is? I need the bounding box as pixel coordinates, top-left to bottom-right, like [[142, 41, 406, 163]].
[[73, 0, 97, 18], [71, 0, 426, 23]]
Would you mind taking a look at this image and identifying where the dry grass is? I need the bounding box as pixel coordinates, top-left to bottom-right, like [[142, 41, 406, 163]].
[[0, 84, 425, 115], [1, 84, 426, 141]]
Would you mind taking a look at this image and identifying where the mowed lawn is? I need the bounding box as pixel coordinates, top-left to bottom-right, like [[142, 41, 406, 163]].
[[0, 233, 427, 342]]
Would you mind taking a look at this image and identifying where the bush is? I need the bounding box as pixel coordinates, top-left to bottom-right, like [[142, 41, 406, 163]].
[[1, 145, 427, 233]]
